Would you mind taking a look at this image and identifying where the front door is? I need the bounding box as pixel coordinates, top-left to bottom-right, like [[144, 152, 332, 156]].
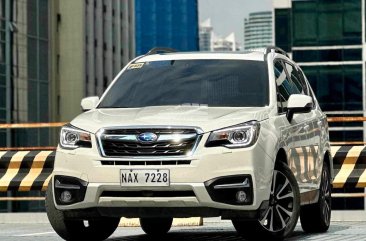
[[274, 60, 314, 193]]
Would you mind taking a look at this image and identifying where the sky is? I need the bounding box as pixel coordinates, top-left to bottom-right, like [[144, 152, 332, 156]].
[[198, 0, 273, 48]]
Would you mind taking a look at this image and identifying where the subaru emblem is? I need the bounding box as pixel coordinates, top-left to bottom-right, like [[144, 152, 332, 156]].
[[137, 132, 158, 143]]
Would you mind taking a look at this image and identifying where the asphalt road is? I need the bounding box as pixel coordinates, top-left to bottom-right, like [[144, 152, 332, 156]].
[[1, 220, 366, 241]]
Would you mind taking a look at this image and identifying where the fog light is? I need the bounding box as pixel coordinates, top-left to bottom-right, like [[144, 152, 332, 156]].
[[60, 190, 72, 203], [236, 190, 247, 203]]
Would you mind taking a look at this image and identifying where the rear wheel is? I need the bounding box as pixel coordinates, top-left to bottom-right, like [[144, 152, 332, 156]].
[[140, 217, 173, 236], [232, 162, 300, 241], [45, 186, 119, 241], [300, 161, 331, 233]]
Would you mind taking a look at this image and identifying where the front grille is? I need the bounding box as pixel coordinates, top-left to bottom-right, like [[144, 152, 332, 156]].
[[98, 128, 201, 157], [100, 160, 191, 166]]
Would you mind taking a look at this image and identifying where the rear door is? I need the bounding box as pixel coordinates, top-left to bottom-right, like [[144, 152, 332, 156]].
[[297, 67, 324, 188]]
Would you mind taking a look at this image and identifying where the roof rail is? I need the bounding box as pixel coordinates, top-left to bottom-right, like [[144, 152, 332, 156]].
[[265, 46, 289, 58], [146, 47, 177, 55]]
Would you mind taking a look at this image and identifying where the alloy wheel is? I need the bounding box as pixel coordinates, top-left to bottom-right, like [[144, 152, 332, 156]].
[[321, 168, 331, 226], [260, 170, 295, 232]]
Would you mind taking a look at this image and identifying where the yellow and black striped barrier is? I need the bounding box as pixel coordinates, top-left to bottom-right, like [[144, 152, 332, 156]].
[[331, 146, 366, 189], [0, 146, 365, 192], [0, 150, 55, 192]]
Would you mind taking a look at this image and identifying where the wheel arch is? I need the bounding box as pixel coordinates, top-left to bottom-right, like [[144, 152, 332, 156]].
[[323, 150, 333, 180], [275, 148, 288, 167]]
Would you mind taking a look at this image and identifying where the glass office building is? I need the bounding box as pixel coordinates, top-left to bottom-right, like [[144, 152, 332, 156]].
[[275, 0, 363, 143], [0, 0, 51, 212], [274, 0, 364, 211], [135, 0, 199, 55], [0, 0, 136, 213], [0, 0, 51, 148], [0, 0, 6, 146]]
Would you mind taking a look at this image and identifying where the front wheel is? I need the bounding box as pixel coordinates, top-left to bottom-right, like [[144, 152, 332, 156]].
[[140, 217, 173, 236], [232, 162, 300, 241], [45, 186, 120, 241]]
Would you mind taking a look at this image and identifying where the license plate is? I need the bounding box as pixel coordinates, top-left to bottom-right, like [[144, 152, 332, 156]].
[[120, 169, 170, 187]]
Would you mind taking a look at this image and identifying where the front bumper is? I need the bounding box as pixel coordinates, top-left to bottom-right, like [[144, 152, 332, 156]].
[[53, 134, 274, 215]]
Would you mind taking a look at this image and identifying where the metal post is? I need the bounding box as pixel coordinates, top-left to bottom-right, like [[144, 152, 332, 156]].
[[5, 0, 11, 147], [36, 0, 40, 145], [5, 0, 12, 212]]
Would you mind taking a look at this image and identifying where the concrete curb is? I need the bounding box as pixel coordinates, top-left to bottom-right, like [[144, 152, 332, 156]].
[[0, 212, 363, 224], [0, 213, 205, 226], [0, 213, 49, 224]]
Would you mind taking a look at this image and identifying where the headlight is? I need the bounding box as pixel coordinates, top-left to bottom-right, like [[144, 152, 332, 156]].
[[205, 121, 260, 148], [60, 125, 92, 149]]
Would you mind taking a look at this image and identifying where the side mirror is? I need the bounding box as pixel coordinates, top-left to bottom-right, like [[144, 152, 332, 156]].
[[81, 96, 99, 111], [286, 94, 313, 122]]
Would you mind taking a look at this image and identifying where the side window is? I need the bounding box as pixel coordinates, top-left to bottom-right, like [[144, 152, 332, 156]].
[[296, 67, 310, 96], [297, 68, 316, 106], [274, 60, 292, 113], [284, 62, 305, 95]]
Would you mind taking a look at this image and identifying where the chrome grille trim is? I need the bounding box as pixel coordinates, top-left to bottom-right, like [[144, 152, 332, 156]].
[[96, 126, 203, 158], [102, 133, 197, 143], [100, 160, 192, 166]]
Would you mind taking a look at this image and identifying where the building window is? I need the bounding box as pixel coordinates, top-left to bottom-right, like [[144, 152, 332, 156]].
[[302, 65, 362, 112], [293, 0, 361, 46], [293, 48, 362, 62], [103, 76, 108, 89]]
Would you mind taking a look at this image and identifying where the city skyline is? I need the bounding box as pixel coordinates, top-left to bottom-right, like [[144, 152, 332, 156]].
[[199, 0, 272, 47]]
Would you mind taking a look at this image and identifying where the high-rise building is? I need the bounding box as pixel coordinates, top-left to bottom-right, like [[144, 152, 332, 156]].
[[0, 0, 52, 149], [0, 0, 53, 213], [199, 19, 240, 52], [0, 0, 135, 212], [52, 0, 135, 122], [135, 0, 199, 55], [212, 33, 240, 51], [244, 11, 273, 50], [274, 0, 363, 143], [199, 18, 213, 51], [274, 0, 364, 212]]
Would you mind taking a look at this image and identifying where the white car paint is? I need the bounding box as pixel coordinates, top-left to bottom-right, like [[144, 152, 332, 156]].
[[52, 50, 331, 218]]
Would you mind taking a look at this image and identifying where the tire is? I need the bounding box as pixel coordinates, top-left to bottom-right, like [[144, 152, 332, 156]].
[[300, 161, 331, 233], [232, 161, 300, 241], [140, 217, 173, 236], [45, 185, 120, 241]]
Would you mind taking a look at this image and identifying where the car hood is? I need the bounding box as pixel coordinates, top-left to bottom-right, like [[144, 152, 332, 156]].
[[70, 106, 270, 134]]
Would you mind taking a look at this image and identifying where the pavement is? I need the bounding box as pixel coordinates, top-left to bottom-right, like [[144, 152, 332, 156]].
[[1, 217, 366, 241]]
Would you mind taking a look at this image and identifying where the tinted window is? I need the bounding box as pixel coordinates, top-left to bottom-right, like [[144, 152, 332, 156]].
[[99, 60, 269, 108], [284, 62, 305, 95], [297, 68, 310, 96], [274, 61, 292, 112], [274, 60, 310, 113]]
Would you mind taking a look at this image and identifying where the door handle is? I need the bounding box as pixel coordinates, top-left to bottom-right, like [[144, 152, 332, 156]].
[[304, 125, 310, 132]]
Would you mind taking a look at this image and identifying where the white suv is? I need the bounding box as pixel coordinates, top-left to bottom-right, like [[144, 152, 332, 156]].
[[46, 47, 332, 241]]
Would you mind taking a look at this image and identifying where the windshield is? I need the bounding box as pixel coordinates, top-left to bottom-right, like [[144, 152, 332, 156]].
[[98, 59, 269, 108]]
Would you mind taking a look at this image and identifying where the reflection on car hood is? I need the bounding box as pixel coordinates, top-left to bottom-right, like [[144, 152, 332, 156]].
[[70, 106, 270, 133]]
